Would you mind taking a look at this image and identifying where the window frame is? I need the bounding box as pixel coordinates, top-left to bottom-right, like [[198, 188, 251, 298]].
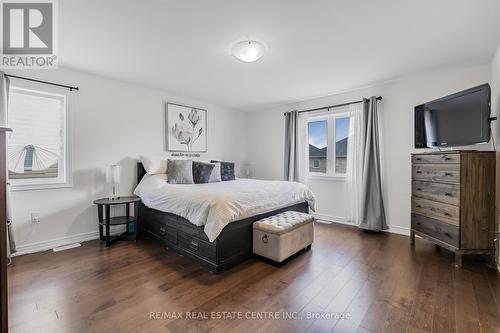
[[307, 110, 350, 180], [8, 81, 73, 191]]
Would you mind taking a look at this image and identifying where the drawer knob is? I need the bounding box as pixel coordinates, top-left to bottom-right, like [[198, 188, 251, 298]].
[[262, 234, 269, 244], [159, 227, 166, 235], [416, 158, 422, 161], [444, 172, 453, 176], [417, 188, 422, 191], [444, 232, 451, 238], [444, 192, 452, 196], [190, 240, 199, 250], [445, 157, 452, 161], [416, 171, 422, 174], [444, 212, 451, 217], [416, 205, 422, 208]]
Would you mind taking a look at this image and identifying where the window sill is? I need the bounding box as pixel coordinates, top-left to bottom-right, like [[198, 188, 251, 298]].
[[307, 174, 346, 181], [10, 182, 73, 192]]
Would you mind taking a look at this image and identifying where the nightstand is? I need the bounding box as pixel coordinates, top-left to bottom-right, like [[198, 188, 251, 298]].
[[93, 196, 141, 247]]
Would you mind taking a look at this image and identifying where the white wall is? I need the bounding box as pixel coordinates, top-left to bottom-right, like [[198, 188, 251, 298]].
[[246, 64, 492, 234], [9, 67, 247, 253]]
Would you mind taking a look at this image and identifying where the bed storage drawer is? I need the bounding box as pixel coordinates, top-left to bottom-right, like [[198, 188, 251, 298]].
[[141, 218, 177, 244], [411, 214, 459, 248], [178, 232, 216, 262]]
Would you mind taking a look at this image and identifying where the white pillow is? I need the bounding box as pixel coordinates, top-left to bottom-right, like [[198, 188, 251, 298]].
[[140, 155, 167, 175]]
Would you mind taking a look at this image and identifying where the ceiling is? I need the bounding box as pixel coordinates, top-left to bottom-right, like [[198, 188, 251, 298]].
[[59, 0, 500, 111]]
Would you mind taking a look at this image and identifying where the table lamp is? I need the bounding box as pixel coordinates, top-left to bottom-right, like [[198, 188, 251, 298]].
[[105, 165, 121, 200], [243, 162, 252, 178]]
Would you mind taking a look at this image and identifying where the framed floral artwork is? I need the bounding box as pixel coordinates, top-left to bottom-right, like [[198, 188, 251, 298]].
[[165, 103, 207, 152]]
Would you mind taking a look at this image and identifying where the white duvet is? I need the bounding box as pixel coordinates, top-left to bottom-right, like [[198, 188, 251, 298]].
[[134, 174, 315, 242]]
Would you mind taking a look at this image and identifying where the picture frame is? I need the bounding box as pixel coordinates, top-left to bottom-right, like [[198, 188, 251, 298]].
[[165, 102, 207, 152]]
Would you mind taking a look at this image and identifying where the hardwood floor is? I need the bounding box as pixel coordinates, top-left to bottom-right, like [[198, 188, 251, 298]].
[[8, 222, 500, 333]]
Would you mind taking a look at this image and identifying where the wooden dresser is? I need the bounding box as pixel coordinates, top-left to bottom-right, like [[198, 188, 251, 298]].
[[410, 151, 496, 267]]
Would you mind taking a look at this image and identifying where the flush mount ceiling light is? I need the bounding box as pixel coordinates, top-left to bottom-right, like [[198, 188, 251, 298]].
[[232, 40, 266, 63]]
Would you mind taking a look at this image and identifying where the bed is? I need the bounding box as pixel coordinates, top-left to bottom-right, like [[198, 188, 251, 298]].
[[134, 162, 315, 272]]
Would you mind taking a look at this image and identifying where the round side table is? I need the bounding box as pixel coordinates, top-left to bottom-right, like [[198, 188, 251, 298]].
[[93, 196, 141, 247]]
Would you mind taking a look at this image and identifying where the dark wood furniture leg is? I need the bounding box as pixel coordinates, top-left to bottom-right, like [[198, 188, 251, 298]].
[[410, 230, 415, 244], [97, 204, 103, 240], [455, 251, 462, 268], [133, 201, 139, 241], [125, 203, 130, 236], [105, 205, 111, 247]]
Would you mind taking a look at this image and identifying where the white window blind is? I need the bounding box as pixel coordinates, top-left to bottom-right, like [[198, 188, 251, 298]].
[[8, 86, 69, 189]]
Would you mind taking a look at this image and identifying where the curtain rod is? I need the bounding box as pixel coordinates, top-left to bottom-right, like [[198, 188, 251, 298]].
[[5, 74, 79, 91], [283, 96, 382, 116]]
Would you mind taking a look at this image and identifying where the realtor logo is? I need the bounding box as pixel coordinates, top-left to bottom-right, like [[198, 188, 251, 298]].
[[1, 0, 58, 68]]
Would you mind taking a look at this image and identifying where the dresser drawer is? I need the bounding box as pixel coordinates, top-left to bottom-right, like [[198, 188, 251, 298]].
[[412, 154, 460, 164], [412, 214, 459, 248], [412, 181, 460, 206], [412, 164, 460, 184], [412, 197, 459, 226], [178, 232, 216, 262]]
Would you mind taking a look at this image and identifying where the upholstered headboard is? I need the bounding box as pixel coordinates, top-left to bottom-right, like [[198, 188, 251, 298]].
[[136, 162, 147, 184]]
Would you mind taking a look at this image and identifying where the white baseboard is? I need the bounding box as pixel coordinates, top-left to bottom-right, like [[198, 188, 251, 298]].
[[384, 225, 410, 236], [13, 231, 100, 257], [313, 213, 410, 236], [13, 223, 129, 257], [312, 212, 352, 225]]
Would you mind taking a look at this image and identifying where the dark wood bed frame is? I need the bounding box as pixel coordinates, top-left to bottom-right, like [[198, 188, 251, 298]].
[[136, 162, 309, 272]]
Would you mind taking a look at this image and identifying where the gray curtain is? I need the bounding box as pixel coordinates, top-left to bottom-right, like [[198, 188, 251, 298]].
[[358, 97, 387, 231], [284, 110, 299, 181], [0, 72, 15, 262]]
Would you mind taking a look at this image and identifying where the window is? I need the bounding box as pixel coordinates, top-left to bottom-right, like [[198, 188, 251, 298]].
[[307, 110, 350, 177], [308, 120, 327, 173], [335, 117, 349, 174], [8, 85, 71, 190]]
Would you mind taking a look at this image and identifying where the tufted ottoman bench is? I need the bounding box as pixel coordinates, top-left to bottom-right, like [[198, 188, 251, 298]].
[[253, 211, 314, 263]]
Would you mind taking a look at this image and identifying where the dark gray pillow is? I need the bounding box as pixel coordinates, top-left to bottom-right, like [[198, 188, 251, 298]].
[[167, 159, 194, 184], [211, 160, 235, 181], [192, 161, 215, 184], [208, 162, 222, 183]]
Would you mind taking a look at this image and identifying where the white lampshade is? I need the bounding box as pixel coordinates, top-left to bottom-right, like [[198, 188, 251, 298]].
[[105, 165, 121, 184], [232, 40, 266, 63]]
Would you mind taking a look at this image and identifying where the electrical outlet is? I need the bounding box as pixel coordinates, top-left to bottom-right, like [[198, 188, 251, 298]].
[[31, 212, 40, 224]]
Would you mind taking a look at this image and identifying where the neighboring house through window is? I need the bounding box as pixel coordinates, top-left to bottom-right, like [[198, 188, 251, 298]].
[[307, 108, 350, 177], [7, 84, 71, 190]]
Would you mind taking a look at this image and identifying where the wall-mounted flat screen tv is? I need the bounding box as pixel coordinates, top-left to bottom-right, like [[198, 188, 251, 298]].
[[414, 84, 491, 148]]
